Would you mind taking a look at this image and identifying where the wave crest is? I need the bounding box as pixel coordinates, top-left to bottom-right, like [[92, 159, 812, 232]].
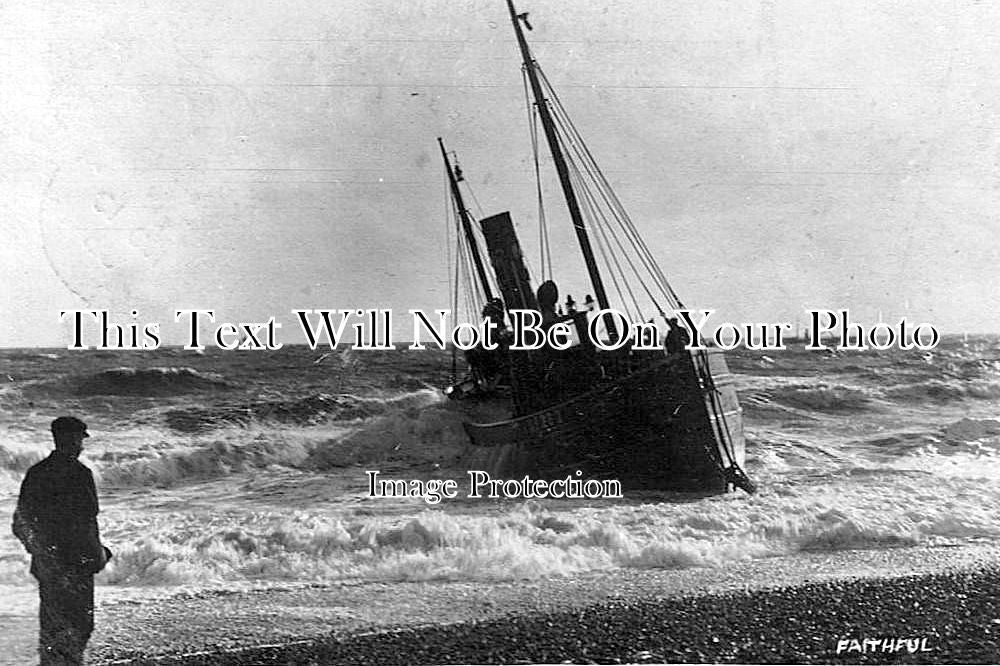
[[884, 379, 1000, 403], [72, 366, 230, 397], [164, 388, 444, 432], [763, 384, 875, 414]]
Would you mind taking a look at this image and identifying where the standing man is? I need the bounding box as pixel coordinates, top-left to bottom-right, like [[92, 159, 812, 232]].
[[665, 317, 692, 355], [12, 416, 111, 665]]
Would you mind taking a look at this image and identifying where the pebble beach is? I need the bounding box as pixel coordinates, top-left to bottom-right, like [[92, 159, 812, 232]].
[[38, 545, 990, 664]]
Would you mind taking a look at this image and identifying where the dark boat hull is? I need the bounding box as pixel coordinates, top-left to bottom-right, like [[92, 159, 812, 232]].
[[462, 348, 747, 493]]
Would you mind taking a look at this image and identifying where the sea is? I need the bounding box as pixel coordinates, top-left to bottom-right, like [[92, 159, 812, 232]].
[[2, 337, 1000, 624]]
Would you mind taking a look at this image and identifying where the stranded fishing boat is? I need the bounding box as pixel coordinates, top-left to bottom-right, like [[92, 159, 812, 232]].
[[441, 1, 755, 494]]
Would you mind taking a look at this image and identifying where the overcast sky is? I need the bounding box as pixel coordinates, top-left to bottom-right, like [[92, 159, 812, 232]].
[[2, 0, 999, 347]]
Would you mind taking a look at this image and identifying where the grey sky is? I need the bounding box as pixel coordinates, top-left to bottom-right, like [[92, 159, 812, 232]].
[[2, 0, 998, 347]]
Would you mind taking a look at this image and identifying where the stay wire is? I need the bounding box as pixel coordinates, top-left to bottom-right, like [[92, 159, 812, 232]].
[[552, 95, 665, 320], [539, 68, 683, 312], [568, 158, 640, 321], [547, 91, 657, 321]]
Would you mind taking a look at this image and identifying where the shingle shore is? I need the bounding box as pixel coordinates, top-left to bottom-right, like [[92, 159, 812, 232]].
[[94, 565, 1000, 665]]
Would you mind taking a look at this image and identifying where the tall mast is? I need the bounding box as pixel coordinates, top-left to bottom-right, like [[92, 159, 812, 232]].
[[505, 0, 618, 341], [438, 137, 494, 303]]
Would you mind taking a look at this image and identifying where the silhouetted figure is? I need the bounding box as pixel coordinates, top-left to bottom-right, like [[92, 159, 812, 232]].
[[536, 280, 560, 330], [665, 317, 691, 355], [12, 416, 111, 666], [481, 297, 506, 332], [466, 297, 510, 386]]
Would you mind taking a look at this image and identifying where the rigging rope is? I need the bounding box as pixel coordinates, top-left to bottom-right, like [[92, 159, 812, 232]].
[[465, 182, 488, 221], [537, 67, 686, 316], [567, 161, 637, 320], [553, 105, 660, 321], [533, 69, 668, 322]]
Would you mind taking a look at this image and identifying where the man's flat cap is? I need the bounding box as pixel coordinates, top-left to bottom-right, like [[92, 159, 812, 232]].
[[50, 416, 90, 437]]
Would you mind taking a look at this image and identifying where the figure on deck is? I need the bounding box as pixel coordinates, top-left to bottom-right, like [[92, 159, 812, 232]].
[[665, 316, 692, 355], [565, 294, 577, 315], [482, 297, 506, 333], [536, 280, 560, 330], [463, 298, 511, 392]]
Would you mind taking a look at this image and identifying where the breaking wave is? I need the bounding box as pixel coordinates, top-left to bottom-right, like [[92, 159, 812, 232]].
[[941, 417, 1000, 445], [77, 366, 231, 396], [883, 379, 1000, 403], [93, 435, 317, 488], [163, 388, 444, 432], [751, 383, 876, 415], [747, 378, 1000, 422], [0, 445, 40, 474], [93, 390, 457, 488], [59, 481, 1000, 588]]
